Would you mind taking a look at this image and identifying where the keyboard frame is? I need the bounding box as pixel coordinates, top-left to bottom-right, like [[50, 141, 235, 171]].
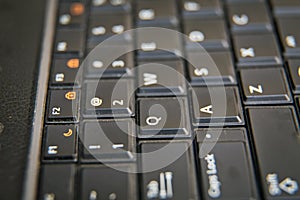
[[23, 1, 58, 200]]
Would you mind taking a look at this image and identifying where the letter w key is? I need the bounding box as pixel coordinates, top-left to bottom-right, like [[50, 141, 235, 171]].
[[137, 60, 187, 96]]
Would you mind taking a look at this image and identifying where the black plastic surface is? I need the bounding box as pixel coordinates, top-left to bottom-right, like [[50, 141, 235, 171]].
[[0, 0, 45, 199]]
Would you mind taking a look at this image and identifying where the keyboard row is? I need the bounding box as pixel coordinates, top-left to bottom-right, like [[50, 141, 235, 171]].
[[40, 106, 300, 199], [55, 0, 300, 58], [53, 0, 300, 97], [47, 65, 295, 124]]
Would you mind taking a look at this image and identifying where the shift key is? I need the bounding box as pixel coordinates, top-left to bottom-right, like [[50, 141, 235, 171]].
[[248, 107, 300, 199]]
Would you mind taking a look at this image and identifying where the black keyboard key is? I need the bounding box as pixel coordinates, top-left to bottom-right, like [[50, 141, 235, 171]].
[[85, 45, 134, 78], [80, 165, 137, 200], [87, 37, 133, 53], [137, 60, 186, 96], [47, 89, 79, 122], [88, 12, 132, 42], [55, 29, 85, 56], [84, 79, 134, 118], [187, 51, 236, 85], [248, 107, 300, 199], [58, 2, 86, 28], [51, 57, 81, 86], [196, 129, 258, 199], [138, 97, 191, 138], [227, 1, 272, 33], [39, 164, 76, 200], [240, 68, 292, 105], [271, 0, 300, 17], [184, 18, 229, 50], [233, 33, 282, 67], [287, 59, 300, 93], [137, 28, 183, 59], [136, 0, 178, 28], [82, 120, 135, 162], [43, 125, 77, 160], [277, 17, 300, 57], [192, 87, 244, 126], [181, 0, 223, 18], [140, 141, 199, 200]]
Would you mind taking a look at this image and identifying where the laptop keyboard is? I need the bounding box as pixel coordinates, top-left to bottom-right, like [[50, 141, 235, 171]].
[[38, 0, 300, 199]]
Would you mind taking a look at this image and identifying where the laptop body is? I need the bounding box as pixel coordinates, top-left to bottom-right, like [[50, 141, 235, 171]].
[[0, 0, 299, 200]]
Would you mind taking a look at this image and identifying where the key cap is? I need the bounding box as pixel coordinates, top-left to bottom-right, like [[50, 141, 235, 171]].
[[54, 29, 85, 56], [84, 79, 134, 118], [191, 86, 244, 126], [196, 129, 258, 199], [187, 51, 236, 85], [85, 45, 134, 78], [232, 33, 282, 67], [51, 57, 81, 86], [47, 89, 79, 122], [184, 17, 229, 50], [136, 0, 178, 28], [86, 37, 133, 53], [80, 165, 137, 200], [137, 28, 183, 59], [240, 68, 292, 105], [248, 107, 300, 199], [271, 0, 300, 16], [88, 12, 132, 42], [227, 1, 272, 33], [43, 125, 77, 160], [140, 141, 199, 200], [58, 2, 86, 28], [137, 59, 186, 96], [181, 0, 223, 18], [82, 119, 135, 162], [277, 17, 300, 57], [287, 59, 300, 93], [138, 97, 191, 138], [39, 164, 75, 200]]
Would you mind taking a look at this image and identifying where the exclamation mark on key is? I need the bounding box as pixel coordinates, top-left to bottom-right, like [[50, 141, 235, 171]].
[[165, 172, 173, 198]]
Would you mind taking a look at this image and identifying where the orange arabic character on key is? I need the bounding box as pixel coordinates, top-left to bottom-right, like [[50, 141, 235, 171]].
[[65, 91, 76, 100], [67, 58, 80, 69]]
